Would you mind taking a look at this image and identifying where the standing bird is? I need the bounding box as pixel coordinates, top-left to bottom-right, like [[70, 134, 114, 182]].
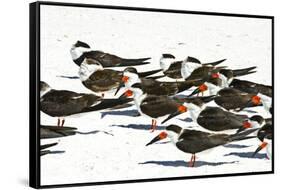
[[119, 84, 188, 132], [115, 67, 197, 96], [40, 81, 132, 126], [160, 54, 226, 80], [252, 122, 272, 159], [78, 58, 161, 94], [216, 69, 272, 98], [187, 82, 263, 111], [162, 101, 251, 133], [70, 41, 151, 67], [146, 124, 257, 167]]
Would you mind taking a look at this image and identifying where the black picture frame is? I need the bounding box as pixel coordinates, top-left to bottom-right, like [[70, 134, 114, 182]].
[[30, 1, 274, 189]]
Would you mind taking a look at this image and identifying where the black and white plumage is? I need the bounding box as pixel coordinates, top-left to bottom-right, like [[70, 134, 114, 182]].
[[119, 84, 188, 132], [79, 58, 161, 94], [162, 100, 254, 133], [116, 67, 195, 96], [40, 81, 132, 126], [159, 54, 226, 80], [146, 124, 257, 167], [70, 41, 151, 67]]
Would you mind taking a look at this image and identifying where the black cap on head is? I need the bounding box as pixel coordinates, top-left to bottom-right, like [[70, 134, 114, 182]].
[[74, 41, 91, 48], [124, 67, 138, 74], [166, 124, 182, 134], [162, 54, 175, 59], [250, 115, 265, 124], [219, 69, 233, 79]]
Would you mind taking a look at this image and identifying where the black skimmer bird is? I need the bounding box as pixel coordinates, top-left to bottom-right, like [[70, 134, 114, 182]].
[[252, 122, 272, 159], [162, 101, 251, 133], [70, 41, 151, 67], [40, 81, 132, 126], [160, 54, 226, 80], [119, 84, 188, 132], [40, 125, 113, 139], [188, 82, 263, 111], [115, 67, 196, 96], [146, 124, 257, 167], [209, 69, 272, 98], [78, 58, 161, 94], [230, 79, 272, 98], [237, 115, 265, 133]]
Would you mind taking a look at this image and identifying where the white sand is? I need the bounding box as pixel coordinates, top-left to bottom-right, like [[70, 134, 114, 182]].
[[39, 5, 272, 185]]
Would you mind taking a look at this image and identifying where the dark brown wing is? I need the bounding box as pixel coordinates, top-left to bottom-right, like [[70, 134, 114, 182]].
[[215, 88, 256, 110], [163, 61, 182, 79], [140, 95, 179, 118], [176, 129, 228, 153], [40, 90, 101, 117], [85, 51, 150, 67], [140, 78, 179, 96], [184, 66, 214, 85], [197, 107, 248, 131], [83, 69, 122, 92], [230, 79, 272, 97]]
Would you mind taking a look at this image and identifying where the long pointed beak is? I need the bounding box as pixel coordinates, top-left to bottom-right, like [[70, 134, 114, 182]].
[[187, 87, 200, 97], [252, 142, 268, 157], [146, 132, 168, 146], [118, 91, 127, 99], [161, 111, 182, 124], [114, 82, 124, 96]]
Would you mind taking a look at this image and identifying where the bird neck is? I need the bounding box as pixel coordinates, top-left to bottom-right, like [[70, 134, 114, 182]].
[[167, 130, 181, 145], [180, 62, 201, 79], [78, 62, 103, 81], [258, 93, 272, 112], [160, 58, 173, 72], [70, 46, 90, 61], [188, 103, 204, 121]]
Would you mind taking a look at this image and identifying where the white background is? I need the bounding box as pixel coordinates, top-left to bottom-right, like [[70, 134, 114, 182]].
[[0, 0, 279, 189]]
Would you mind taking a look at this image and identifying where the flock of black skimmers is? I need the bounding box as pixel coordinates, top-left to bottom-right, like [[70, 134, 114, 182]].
[[40, 40, 272, 167]]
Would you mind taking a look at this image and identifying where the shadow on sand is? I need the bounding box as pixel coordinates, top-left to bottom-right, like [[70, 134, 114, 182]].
[[139, 160, 238, 168], [223, 144, 251, 148], [101, 110, 139, 119], [224, 151, 267, 159], [111, 124, 166, 131]]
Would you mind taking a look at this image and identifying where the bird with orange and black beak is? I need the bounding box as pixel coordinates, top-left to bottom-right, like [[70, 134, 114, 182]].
[[236, 115, 265, 133], [115, 67, 199, 97], [162, 101, 252, 134], [119, 84, 188, 132], [78, 58, 161, 96], [207, 68, 272, 98], [146, 124, 257, 167], [252, 122, 272, 159], [70, 40, 151, 67], [40, 81, 133, 127], [160, 54, 226, 80], [187, 82, 264, 111]]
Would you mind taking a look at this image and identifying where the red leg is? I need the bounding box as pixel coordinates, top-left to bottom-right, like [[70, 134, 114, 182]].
[[57, 118, 60, 127], [151, 119, 157, 132], [188, 154, 194, 167], [192, 154, 196, 167], [61, 118, 65, 127]]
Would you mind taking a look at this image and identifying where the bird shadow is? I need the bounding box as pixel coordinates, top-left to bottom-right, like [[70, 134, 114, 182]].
[[101, 110, 139, 119], [139, 160, 237, 168], [223, 144, 251, 148], [111, 124, 166, 131], [224, 151, 267, 159], [240, 109, 258, 113], [178, 117, 193, 122]]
